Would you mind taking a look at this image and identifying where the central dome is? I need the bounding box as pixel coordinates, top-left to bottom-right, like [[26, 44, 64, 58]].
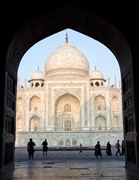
[[45, 42, 90, 78]]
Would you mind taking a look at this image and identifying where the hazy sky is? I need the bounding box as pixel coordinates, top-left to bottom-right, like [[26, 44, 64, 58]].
[[18, 28, 121, 87]]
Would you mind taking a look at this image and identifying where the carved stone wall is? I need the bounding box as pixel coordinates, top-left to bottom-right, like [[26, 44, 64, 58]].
[[16, 131, 123, 147]]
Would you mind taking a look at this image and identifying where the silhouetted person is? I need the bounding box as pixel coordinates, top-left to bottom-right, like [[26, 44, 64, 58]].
[[121, 140, 125, 155], [95, 141, 102, 157], [27, 138, 36, 159], [42, 139, 48, 157], [79, 143, 83, 153], [106, 141, 112, 156], [115, 140, 121, 156]]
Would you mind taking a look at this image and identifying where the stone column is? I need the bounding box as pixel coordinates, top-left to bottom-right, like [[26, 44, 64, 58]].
[[106, 91, 111, 130], [17, 77, 20, 88], [51, 87, 55, 130], [86, 82, 90, 129], [24, 93, 29, 131], [47, 83, 55, 131], [91, 93, 95, 130], [119, 91, 123, 129], [83, 82, 90, 130], [81, 87, 84, 130], [45, 81, 49, 129]]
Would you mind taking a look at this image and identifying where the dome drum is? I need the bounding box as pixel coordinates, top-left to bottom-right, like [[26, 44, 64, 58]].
[[45, 68, 89, 79]]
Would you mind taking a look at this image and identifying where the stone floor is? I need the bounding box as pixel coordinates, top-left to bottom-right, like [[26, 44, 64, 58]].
[[1, 148, 139, 179]]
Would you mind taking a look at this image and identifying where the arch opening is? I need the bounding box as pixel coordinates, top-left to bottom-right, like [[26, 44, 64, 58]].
[[2, 6, 136, 172]]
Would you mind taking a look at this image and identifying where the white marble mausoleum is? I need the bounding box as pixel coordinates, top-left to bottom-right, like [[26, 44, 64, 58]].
[[16, 37, 123, 147]]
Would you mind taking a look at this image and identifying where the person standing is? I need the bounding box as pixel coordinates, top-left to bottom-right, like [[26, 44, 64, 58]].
[[42, 139, 48, 157], [121, 140, 125, 155], [106, 141, 112, 156], [27, 138, 36, 159], [79, 143, 83, 153], [115, 140, 121, 156], [95, 141, 102, 157]]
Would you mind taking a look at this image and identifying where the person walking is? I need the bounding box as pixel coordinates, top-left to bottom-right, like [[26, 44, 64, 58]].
[[115, 140, 121, 156], [42, 139, 48, 157], [27, 138, 36, 159], [95, 141, 102, 157], [106, 141, 112, 156]]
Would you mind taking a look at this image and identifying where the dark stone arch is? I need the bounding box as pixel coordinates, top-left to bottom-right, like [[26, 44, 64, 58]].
[[1, 5, 137, 172], [6, 6, 131, 74]]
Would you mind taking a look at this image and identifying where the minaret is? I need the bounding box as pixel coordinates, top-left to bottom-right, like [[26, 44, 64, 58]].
[[65, 32, 68, 43], [114, 76, 117, 87], [119, 80, 121, 89], [18, 77, 20, 88], [24, 78, 27, 88], [108, 77, 110, 86]]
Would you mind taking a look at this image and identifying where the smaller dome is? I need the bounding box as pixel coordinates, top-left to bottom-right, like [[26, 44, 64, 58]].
[[30, 70, 44, 81], [90, 70, 105, 80]]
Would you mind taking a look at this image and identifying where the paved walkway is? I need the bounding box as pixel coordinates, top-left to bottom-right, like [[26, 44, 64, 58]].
[[1, 148, 139, 179]]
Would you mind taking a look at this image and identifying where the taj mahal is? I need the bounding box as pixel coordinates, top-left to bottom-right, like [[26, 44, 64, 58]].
[[16, 36, 123, 147]]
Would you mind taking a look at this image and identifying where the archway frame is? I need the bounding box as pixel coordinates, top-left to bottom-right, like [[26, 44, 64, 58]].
[[1, 6, 137, 171]]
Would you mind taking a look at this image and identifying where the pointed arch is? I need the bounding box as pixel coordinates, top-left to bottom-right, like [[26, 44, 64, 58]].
[[3, 5, 136, 167], [16, 117, 22, 131], [95, 115, 106, 130], [112, 96, 119, 111], [55, 93, 80, 131], [29, 96, 41, 111], [17, 97, 23, 112], [113, 115, 119, 128], [95, 95, 106, 111], [29, 116, 40, 131]]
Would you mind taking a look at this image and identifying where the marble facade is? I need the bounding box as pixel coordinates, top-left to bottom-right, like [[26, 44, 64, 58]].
[[16, 40, 123, 147]]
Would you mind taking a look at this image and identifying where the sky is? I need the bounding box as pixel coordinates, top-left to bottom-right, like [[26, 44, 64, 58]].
[[18, 28, 121, 87]]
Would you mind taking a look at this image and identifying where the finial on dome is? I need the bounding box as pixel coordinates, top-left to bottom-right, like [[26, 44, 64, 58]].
[[65, 32, 68, 43], [24, 78, 27, 88]]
